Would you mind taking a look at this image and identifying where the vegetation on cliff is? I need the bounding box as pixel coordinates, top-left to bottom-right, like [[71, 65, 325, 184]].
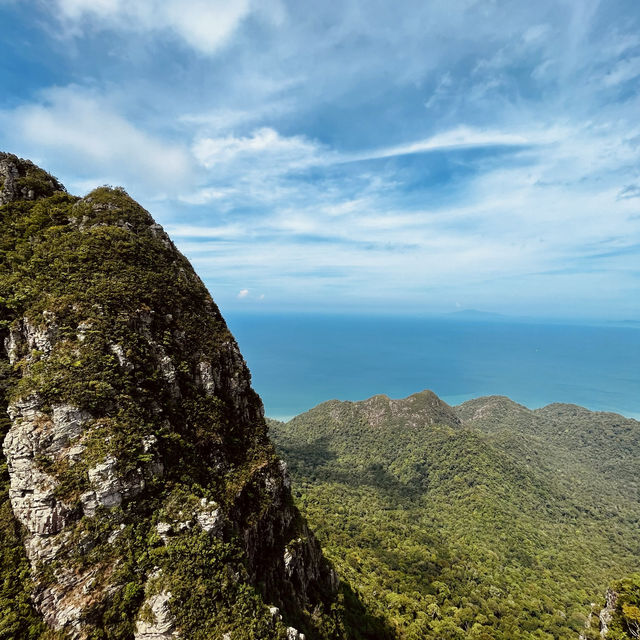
[[0, 153, 372, 639], [604, 575, 640, 640]]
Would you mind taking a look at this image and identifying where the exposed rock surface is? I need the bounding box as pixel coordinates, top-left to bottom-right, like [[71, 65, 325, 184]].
[[134, 591, 179, 640], [0, 154, 338, 639], [599, 588, 618, 638], [4, 397, 90, 558], [313, 389, 462, 431], [358, 390, 461, 428], [0, 151, 65, 205]]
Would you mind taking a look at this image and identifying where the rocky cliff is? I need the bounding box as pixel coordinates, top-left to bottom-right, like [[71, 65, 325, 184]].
[[595, 576, 640, 640], [0, 153, 338, 640]]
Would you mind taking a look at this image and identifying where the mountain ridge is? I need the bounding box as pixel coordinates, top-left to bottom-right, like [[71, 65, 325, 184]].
[[270, 388, 640, 639], [0, 153, 352, 640]]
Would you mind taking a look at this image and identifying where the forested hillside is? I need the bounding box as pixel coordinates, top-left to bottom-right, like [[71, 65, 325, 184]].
[[270, 391, 640, 639]]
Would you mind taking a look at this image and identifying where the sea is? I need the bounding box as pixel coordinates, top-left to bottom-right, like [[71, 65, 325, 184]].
[[225, 313, 640, 421]]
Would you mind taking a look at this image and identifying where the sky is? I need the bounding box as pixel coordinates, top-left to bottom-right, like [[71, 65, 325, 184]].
[[1, 0, 639, 320]]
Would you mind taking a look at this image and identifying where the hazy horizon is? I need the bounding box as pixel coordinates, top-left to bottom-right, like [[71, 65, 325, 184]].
[[225, 312, 640, 421]]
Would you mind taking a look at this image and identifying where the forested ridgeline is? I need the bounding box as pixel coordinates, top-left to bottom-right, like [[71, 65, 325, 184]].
[[269, 391, 640, 640]]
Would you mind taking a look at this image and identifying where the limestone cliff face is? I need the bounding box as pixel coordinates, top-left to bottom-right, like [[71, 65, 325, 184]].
[[0, 153, 337, 639], [593, 577, 640, 640], [0, 152, 65, 205], [599, 588, 618, 638]]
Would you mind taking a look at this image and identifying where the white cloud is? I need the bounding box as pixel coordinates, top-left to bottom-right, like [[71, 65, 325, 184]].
[[237, 289, 250, 298], [346, 126, 564, 163], [177, 186, 237, 205], [602, 56, 640, 86], [179, 101, 293, 132], [523, 24, 550, 44], [180, 126, 328, 207], [192, 127, 321, 170], [617, 185, 640, 200], [190, 124, 546, 198], [162, 0, 251, 54], [0, 86, 194, 195], [165, 223, 245, 239], [56, 0, 121, 17], [51, 0, 253, 54], [424, 72, 453, 110], [168, 112, 640, 316], [320, 198, 371, 218], [604, 33, 640, 58]]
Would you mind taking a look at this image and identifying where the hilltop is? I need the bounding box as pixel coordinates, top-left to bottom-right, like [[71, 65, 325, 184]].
[[0, 153, 362, 640], [270, 390, 640, 639]]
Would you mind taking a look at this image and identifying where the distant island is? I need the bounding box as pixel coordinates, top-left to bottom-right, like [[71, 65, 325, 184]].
[[446, 308, 509, 319]]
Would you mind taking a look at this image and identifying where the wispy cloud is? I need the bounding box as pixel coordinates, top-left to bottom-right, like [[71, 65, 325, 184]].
[[50, 0, 255, 54], [0, 86, 194, 195], [617, 185, 640, 200], [344, 126, 561, 163]]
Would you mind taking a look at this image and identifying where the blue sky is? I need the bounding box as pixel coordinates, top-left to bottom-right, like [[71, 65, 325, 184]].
[[1, 0, 639, 319]]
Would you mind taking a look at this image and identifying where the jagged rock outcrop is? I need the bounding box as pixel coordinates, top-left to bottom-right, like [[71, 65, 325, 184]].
[[0, 153, 338, 639], [593, 577, 640, 639], [134, 590, 179, 640], [4, 398, 90, 554], [0, 151, 65, 205], [357, 390, 462, 428], [599, 588, 618, 638], [314, 389, 462, 431]]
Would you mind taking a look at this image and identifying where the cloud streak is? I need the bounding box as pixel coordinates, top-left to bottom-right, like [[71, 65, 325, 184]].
[[50, 0, 254, 54], [0, 86, 194, 195]]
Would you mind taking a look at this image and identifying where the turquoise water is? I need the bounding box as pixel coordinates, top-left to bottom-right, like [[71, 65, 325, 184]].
[[225, 313, 640, 421]]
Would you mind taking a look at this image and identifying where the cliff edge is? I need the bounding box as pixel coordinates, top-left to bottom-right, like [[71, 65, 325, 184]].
[[0, 153, 338, 640]]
